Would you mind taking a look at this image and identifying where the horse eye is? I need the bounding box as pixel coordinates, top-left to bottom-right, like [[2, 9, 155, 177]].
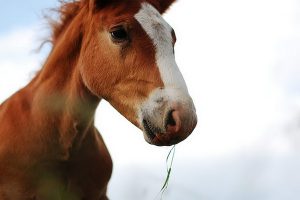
[[110, 26, 129, 43]]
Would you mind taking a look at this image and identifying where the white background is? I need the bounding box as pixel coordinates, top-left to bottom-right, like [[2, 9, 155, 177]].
[[0, 0, 300, 199]]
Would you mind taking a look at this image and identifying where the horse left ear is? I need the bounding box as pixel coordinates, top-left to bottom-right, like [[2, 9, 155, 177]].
[[88, 0, 112, 11], [148, 0, 177, 14]]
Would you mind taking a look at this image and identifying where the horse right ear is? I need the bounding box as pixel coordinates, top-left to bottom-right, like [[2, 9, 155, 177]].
[[147, 0, 177, 14]]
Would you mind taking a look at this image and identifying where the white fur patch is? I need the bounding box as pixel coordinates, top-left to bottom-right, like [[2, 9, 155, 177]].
[[134, 3, 196, 133], [134, 3, 188, 92]]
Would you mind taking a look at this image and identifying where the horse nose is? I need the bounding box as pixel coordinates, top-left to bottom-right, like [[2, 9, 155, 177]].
[[165, 110, 181, 134], [164, 103, 197, 142], [141, 92, 197, 146]]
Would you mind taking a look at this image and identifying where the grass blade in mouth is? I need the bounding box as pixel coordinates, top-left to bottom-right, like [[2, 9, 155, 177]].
[[159, 145, 176, 199]]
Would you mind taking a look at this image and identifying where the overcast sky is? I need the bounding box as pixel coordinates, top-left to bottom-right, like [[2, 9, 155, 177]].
[[1, 0, 300, 199]]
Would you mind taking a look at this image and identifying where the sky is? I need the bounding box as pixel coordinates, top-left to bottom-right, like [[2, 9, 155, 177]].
[[0, 0, 300, 199]]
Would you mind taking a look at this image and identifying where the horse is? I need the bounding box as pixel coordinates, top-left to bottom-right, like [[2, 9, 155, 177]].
[[0, 0, 197, 199]]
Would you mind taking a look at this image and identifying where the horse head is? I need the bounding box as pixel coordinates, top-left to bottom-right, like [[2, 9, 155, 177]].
[[78, 0, 197, 146]]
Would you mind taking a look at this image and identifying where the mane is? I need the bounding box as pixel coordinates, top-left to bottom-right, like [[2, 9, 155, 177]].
[[34, 0, 87, 81], [49, 0, 83, 43]]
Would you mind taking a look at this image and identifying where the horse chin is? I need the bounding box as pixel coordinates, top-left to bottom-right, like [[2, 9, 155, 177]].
[[142, 124, 183, 147], [143, 131, 182, 146]]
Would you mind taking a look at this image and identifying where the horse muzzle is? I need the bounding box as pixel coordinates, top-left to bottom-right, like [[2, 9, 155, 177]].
[[139, 88, 197, 146]]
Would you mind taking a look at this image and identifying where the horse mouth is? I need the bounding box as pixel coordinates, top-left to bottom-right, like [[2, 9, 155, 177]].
[[142, 119, 175, 146], [142, 119, 160, 140]]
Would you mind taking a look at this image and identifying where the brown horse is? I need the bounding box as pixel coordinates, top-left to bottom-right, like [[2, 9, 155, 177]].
[[0, 0, 197, 199]]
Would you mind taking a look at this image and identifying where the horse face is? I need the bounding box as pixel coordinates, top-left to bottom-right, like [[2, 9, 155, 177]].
[[80, 0, 197, 146]]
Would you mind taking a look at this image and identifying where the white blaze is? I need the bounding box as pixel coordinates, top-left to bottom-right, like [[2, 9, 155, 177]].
[[134, 3, 188, 92], [134, 3, 196, 134]]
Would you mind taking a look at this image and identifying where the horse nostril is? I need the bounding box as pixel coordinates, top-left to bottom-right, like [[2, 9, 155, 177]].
[[166, 110, 176, 127], [165, 109, 181, 134]]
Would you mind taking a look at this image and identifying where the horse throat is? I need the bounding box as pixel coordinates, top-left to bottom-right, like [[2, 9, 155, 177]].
[[29, 20, 100, 159]]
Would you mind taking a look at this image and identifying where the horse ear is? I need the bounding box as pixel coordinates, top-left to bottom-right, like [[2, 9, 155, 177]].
[[148, 0, 177, 14], [88, 0, 111, 11]]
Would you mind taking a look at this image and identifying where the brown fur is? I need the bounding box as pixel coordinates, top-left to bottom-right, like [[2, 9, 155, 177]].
[[0, 0, 177, 199]]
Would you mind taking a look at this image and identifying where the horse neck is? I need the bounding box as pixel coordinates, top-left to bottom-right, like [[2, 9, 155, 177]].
[[28, 14, 100, 156]]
